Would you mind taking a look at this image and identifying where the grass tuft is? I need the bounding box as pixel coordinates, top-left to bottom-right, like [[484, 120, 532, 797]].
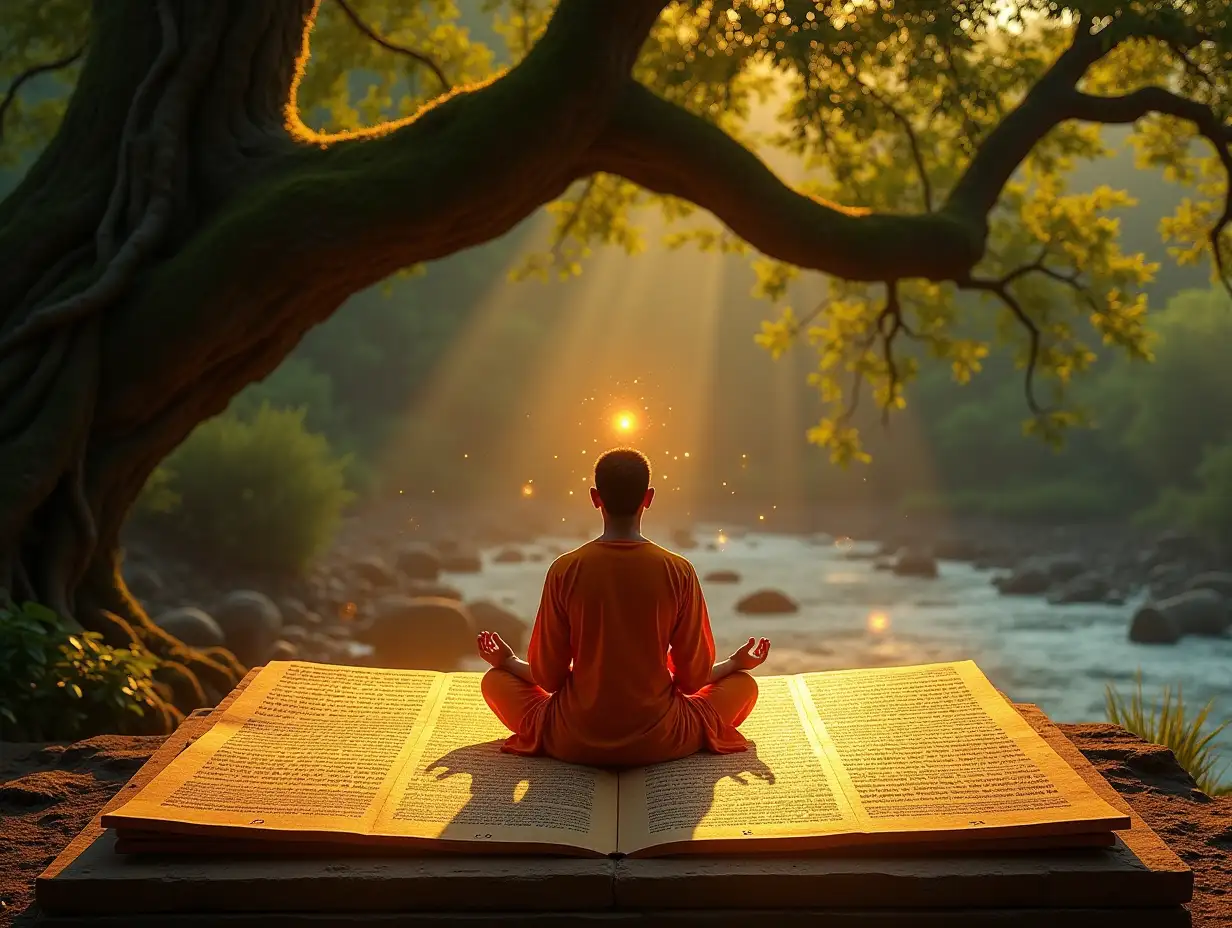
[[1105, 671, 1231, 796]]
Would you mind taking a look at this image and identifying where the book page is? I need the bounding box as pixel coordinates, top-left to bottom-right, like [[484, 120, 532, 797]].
[[616, 675, 859, 855], [374, 673, 618, 855], [798, 661, 1129, 837], [105, 662, 443, 837]]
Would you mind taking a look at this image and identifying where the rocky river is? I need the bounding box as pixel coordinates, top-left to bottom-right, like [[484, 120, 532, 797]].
[[440, 527, 1232, 758], [124, 511, 1232, 766]]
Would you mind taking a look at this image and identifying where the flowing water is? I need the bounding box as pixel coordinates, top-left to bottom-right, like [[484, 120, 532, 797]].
[[444, 527, 1232, 761]]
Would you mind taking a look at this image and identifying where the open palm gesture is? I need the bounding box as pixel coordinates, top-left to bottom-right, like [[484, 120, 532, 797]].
[[477, 630, 514, 668], [731, 636, 771, 670]]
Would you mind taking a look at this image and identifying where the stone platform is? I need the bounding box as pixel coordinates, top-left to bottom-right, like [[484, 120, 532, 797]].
[[27, 691, 1199, 928]]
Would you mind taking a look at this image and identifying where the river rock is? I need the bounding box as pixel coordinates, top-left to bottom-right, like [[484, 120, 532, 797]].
[[670, 528, 698, 551], [123, 563, 164, 601], [703, 569, 741, 584], [1044, 554, 1086, 583], [1147, 562, 1189, 600], [280, 624, 309, 644], [994, 563, 1051, 595], [352, 555, 397, 588], [1048, 572, 1111, 605], [212, 590, 282, 666], [153, 607, 225, 650], [1182, 571, 1232, 599], [892, 548, 938, 579], [1150, 530, 1210, 565], [467, 600, 530, 652], [408, 581, 463, 601], [355, 595, 475, 671], [493, 548, 525, 564], [395, 544, 442, 581], [1129, 588, 1232, 645], [268, 640, 299, 662], [440, 549, 482, 573], [735, 589, 798, 615], [277, 597, 312, 626]]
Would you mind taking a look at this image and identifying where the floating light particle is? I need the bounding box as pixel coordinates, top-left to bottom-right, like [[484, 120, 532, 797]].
[[867, 611, 890, 635], [684, 452, 690, 458], [521, 483, 534, 497], [759, 514, 765, 520]]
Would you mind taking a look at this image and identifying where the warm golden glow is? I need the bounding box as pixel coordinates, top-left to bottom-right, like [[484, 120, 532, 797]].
[[613, 411, 637, 433], [717, 531, 728, 546], [521, 483, 534, 498], [512, 779, 530, 803], [867, 611, 890, 635]]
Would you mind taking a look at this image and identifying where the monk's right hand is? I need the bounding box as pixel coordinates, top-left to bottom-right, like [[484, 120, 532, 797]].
[[477, 630, 514, 668], [730, 636, 771, 670]]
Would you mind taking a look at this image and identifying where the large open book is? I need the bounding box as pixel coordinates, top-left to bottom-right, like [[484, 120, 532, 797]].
[[102, 660, 1129, 858]]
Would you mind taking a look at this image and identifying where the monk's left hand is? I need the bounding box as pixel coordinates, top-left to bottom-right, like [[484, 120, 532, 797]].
[[477, 630, 515, 668], [730, 636, 771, 670]]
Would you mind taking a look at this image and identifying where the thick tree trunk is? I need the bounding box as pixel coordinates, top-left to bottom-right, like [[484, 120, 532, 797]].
[[0, 0, 667, 726]]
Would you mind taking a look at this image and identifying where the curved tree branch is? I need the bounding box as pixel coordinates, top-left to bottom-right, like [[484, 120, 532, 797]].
[[1062, 86, 1232, 296], [332, 0, 450, 91], [959, 274, 1047, 416], [96, 0, 672, 433], [0, 45, 86, 148], [582, 81, 985, 282]]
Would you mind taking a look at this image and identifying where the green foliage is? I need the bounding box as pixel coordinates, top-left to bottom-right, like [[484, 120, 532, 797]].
[[0, 0, 90, 172], [137, 404, 354, 573], [1105, 673, 1231, 797], [1134, 442, 1232, 553], [9, 1, 1232, 483], [231, 358, 339, 439], [1097, 288, 1232, 483], [0, 598, 162, 741]]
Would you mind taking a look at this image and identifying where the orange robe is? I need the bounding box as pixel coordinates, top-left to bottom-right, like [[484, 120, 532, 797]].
[[481, 539, 758, 768]]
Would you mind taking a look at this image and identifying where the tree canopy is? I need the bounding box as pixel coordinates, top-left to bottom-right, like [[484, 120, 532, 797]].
[[4, 1, 1231, 464]]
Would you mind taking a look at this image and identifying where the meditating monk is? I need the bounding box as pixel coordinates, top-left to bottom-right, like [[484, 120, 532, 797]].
[[476, 447, 770, 768]]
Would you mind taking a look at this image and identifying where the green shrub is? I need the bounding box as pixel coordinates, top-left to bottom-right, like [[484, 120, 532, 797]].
[[1105, 672, 1230, 797], [137, 403, 354, 573], [1134, 441, 1232, 553], [0, 599, 163, 741], [230, 357, 338, 438]]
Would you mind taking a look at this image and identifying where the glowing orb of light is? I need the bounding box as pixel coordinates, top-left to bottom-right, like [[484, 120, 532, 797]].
[[867, 611, 890, 635], [521, 483, 534, 498], [613, 411, 637, 433], [717, 531, 728, 546]]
